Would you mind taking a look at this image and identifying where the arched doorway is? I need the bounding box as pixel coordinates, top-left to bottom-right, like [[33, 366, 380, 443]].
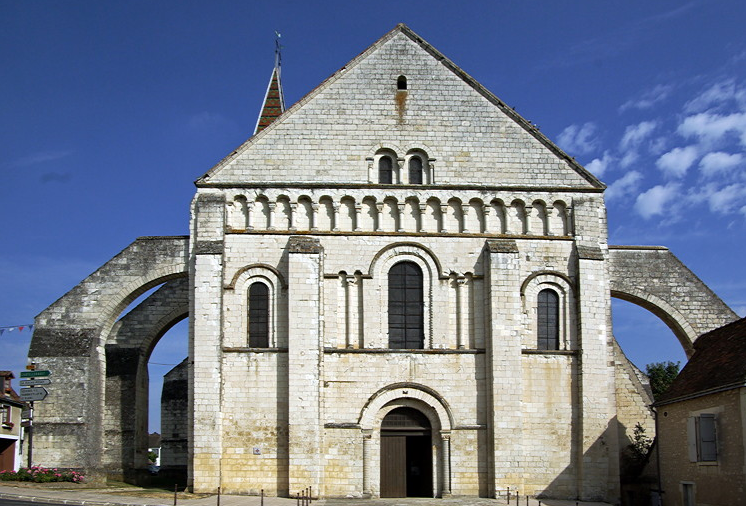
[[380, 407, 432, 497]]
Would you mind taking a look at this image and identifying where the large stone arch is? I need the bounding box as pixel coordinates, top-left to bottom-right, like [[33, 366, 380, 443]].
[[104, 277, 189, 481], [29, 236, 189, 482], [608, 246, 738, 355]]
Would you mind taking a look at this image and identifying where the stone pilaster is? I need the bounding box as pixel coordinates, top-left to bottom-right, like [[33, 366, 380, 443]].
[[287, 236, 323, 495], [484, 239, 523, 495], [190, 192, 225, 492]]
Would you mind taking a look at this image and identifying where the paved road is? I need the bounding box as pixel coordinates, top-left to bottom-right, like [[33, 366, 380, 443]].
[[0, 485, 611, 506]]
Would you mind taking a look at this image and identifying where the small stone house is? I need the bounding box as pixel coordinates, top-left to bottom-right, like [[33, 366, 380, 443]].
[[654, 317, 746, 505], [0, 371, 24, 472]]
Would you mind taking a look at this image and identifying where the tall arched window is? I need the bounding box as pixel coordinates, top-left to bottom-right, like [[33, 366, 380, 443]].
[[379, 156, 393, 184], [388, 262, 424, 349], [248, 282, 269, 347], [408, 157, 423, 185], [537, 289, 559, 350]]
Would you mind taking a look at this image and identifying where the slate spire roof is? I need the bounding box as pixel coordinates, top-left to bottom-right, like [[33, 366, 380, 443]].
[[655, 317, 746, 405], [253, 39, 286, 135]]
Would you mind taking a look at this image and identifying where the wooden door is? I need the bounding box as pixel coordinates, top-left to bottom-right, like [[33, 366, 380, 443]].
[[380, 435, 406, 497], [0, 439, 15, 471]]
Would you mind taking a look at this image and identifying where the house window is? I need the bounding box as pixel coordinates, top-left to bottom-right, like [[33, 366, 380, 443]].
[[689, 414, 717, 462], [379, 156, 394, 184], [537, 289, 559, 350], [397, 75, 407, 90], [388, 261, 424, 349], [248, 282, 269, 347], [408, 157, 423, 185], [1, 405, 10, 426]]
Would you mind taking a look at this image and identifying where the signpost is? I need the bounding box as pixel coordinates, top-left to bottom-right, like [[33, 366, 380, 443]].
[[20, 387, 48, 402], [20, 370, 51, 378], [19, 378, 52, 387], [20, 368, 51, 466]]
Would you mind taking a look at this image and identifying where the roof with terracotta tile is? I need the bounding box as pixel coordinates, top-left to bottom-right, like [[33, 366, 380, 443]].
[[253, 66, 285, 135], [655, 317, 746, 405]]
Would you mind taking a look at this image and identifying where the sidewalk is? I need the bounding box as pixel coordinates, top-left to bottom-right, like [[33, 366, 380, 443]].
[[0, 484, 612, 506]]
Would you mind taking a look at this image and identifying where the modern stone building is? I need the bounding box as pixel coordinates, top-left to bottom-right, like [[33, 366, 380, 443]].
[[28, 24, 739, 501]]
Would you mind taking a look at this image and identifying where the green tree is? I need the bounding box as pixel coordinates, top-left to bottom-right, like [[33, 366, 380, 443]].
[[148, 451, 158, 463], [645, 361, 680, 400]]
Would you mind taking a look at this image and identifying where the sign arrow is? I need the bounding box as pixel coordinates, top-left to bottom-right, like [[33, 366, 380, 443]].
[[20, 370, 51, 378], [19, 378, 51, 386], [19, 387, 48, 402]]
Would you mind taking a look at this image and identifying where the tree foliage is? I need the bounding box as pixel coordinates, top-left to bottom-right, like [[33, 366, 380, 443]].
[[646, 361, 680, 400]]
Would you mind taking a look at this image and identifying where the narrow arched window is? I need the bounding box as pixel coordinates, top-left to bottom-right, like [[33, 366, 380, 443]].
[[379, 156, 393, 184], [388, 261, 424, 349], [248, 282, 269, 347], [408, 157, 423, 185], [537, 289, 559, 350], [397, 75, 407, 90]]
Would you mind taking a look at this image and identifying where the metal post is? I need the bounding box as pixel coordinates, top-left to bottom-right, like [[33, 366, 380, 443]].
[[216, 487, 220, 506], [173, 484, 178, 506], [261, 489, 264, 506], [26, 401, 33, 467]]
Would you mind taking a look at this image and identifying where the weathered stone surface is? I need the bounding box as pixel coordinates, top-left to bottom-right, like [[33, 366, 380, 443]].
[[608, 246, 738, 354]]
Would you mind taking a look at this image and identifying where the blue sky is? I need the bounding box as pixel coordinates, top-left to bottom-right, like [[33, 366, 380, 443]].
[[2, 1, 745, 432]]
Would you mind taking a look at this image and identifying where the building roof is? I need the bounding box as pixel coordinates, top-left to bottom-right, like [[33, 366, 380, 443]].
[[1, 370, 23, 404], [655, 317, 746, 405], [253, 66, 285, 135]]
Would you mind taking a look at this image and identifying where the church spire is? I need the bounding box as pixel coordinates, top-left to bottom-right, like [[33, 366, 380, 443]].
[[253, 32, 286, 135]]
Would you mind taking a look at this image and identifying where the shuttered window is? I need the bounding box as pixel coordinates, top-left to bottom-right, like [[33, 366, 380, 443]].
[[688, 413, 718, 462], [698, 414, 718, 462], [388, 262, 424, 349], [537, 289, 559, 350], [409, 157, 423, 185], [379, 156, 393, 184], [248, 282, 269, 347]]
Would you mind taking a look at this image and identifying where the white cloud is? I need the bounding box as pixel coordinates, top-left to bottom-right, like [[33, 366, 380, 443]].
[[620, 121, 658, 151], [635, 183, 681, 219], [705, 184, 746, 214], [678, 111, 746, 147], [557, 122, 599, 155], [699, 151, 743, 177], [619, 121, 658, 168], [655, 146, 698, 178], [620, 84, 673, 112], [7, 150, 72, 168], [605, 170, 643, 202], [585, 151, 613, 178], [684, 79, 744, 113]]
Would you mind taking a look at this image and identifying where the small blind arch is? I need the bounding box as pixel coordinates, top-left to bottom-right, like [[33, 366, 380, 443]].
[[537, 288, 559, 350], [248, 282, 269, 347], [397, 75, 407, 90]]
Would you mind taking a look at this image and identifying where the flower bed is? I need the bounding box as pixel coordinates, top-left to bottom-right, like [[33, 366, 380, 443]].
[[0, 466, 84, 483]]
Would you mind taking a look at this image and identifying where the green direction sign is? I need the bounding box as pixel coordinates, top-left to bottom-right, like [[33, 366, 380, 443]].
[[20, 370, 51, 378]]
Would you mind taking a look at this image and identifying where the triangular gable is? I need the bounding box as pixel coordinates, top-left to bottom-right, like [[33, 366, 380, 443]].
[[198, 24, 603, 189]]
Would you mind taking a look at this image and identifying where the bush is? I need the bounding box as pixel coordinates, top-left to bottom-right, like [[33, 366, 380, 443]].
[[0, 466, 84, 483]]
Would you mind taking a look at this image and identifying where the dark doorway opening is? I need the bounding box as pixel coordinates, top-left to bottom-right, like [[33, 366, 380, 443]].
[[380, 407, 433, 497]]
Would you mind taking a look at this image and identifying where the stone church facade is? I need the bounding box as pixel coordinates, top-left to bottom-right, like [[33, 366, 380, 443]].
[[28, 25, 738, 502]]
